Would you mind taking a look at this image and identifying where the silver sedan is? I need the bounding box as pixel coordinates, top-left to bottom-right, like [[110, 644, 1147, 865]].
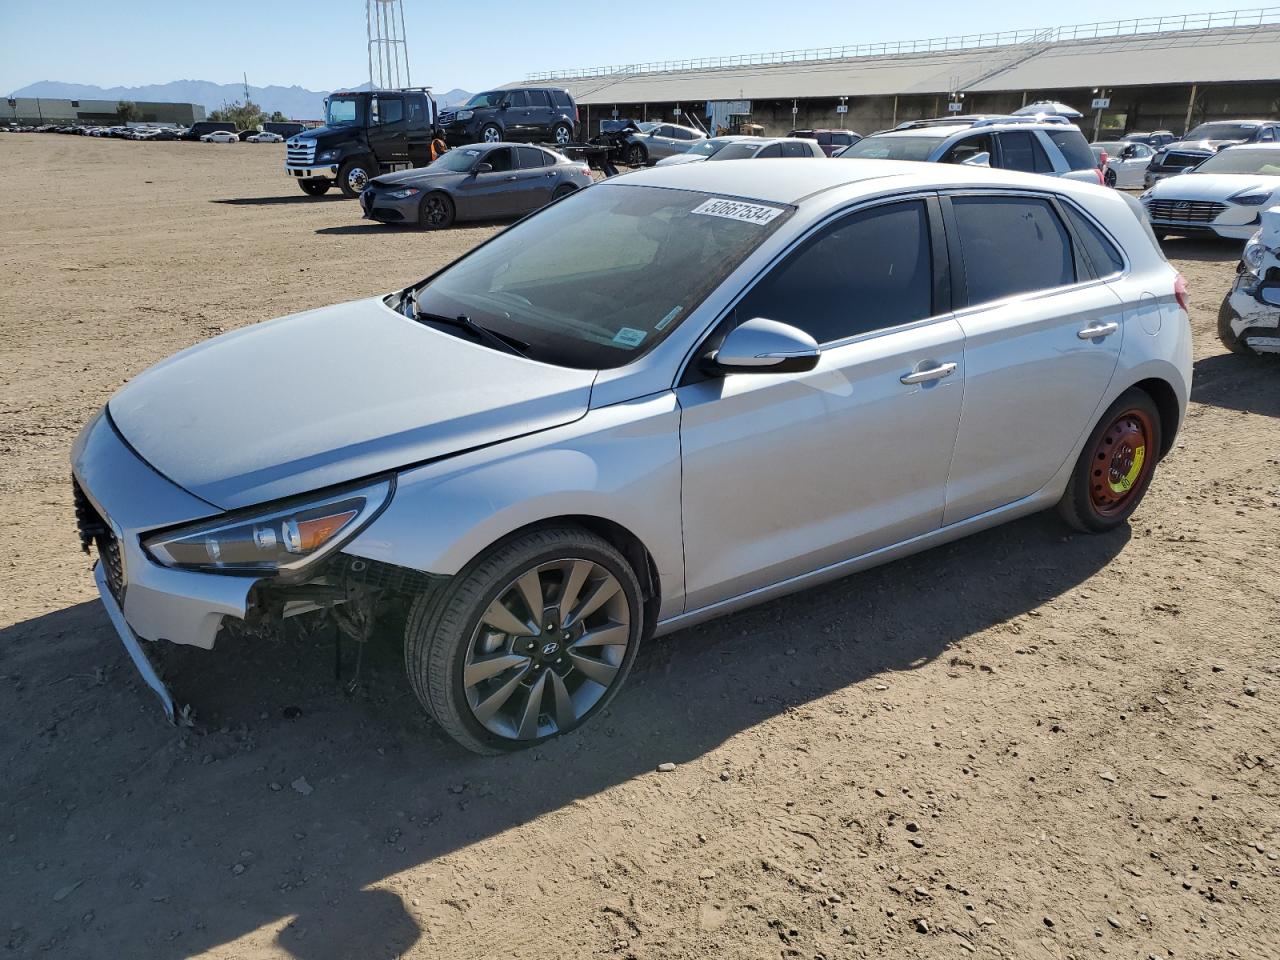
[[73, 160, 1191, 753]]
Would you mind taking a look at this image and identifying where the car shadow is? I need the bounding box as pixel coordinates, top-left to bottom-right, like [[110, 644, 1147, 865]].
[[212, 195, 349, 206], [315, 217, 522, 237], [1159, 236, 1243, 262], [1192, 351, 1280, 416], [1, 511, 1126, 958]]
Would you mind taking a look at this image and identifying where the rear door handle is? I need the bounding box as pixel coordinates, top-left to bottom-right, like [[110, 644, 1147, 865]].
[[1077, 321, 1119, 339], [900, 362, 957, 385]]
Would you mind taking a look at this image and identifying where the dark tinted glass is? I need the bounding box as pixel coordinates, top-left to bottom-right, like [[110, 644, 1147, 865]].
[[756, 143, 783, 158], [952, 196, 1075, 304], [781, 140, 810, 157], [551, 90, 573, 109], [504, 91, 528, 108], [1000, 130, 1052, 173], [1046, 129, 1097, 170], [485, 147, 515, 173], [941, 134, 994, 164], [526, 90, 551, 108], [375, 98, 404, 124], [1060, 203, 1125, 277], [736, 200, 933, 343], [518, 146, 551, 168]]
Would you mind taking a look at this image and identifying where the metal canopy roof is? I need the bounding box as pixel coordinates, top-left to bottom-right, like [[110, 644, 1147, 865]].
[[515, 23, 1280, 105]]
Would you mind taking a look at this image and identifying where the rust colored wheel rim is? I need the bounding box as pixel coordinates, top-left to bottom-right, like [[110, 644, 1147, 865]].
[[1088, 408, 1155, 516]]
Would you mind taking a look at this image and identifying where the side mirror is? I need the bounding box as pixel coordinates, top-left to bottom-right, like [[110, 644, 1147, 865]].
[[1121, 145, 1137, 159], [474, 162, 493, 174], [960, 151, 991, 167], [710, 317, 821, 374]]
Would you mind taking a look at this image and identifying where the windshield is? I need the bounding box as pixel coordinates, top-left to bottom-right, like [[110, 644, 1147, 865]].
[[325, 96, 360, 126], [429, 148, 483, 172], [410, 184, 792, 369], [464, 91, 506, 108], [838, 133, 946, 162], [712, 142, 763, 161], [1193, 148, 1280, 176], [635, 122, 659, 133], [1186, 122, 1258, 141]]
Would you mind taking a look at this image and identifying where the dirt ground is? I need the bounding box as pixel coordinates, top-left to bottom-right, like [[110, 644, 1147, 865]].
[[1, 134, 1277, 960]]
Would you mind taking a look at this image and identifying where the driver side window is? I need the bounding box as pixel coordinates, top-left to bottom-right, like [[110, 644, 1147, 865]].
[[484, 148, 515, 173], [940, 134, 993, 165], [372, 97, 404, 125]]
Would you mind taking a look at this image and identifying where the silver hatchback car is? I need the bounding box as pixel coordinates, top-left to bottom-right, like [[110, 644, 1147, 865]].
[[73, 160, 1192, 753]]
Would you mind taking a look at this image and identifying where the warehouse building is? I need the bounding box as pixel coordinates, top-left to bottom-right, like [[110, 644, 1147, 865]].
[[518, 9, 1280, 138], [1, 97, 205, 127]]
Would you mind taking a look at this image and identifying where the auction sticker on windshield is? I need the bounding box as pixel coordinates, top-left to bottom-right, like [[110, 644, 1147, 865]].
[[691, 198, 784, 226]]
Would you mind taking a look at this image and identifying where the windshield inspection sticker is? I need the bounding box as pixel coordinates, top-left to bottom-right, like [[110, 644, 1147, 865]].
[[612, 327, 647, 347], [691, 198, 784, 226]]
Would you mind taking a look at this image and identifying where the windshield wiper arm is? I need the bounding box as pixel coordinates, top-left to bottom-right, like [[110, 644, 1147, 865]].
[[413, 309, 529, 359]]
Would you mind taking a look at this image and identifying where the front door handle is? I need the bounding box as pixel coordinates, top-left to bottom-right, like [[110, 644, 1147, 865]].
[[900, 362, 957, 385], [505, 175, 518, 181], [1077, 321, 1119, 340]]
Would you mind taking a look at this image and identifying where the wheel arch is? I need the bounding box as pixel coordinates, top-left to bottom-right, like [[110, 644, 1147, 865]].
[[1130, 376, 1181, 459]]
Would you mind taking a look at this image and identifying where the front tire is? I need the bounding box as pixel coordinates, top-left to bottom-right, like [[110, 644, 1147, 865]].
[[1057, 388, 1162, 533], [1104, 167, 1117, 188], [338, 158, 376, 198], [298, 178, 331, 196], [404, 527, 644, 754], [418, 192, 455, 230], [480, 123, 502, 144], [626, 143, 648, 167], [1217, 295, 1253, 355]]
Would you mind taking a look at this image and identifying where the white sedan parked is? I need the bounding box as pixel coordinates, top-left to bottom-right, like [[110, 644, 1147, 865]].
[[1092, 140, 1156, 189], [1143, 143, 1280, 240], [200, 130, 239, 143], [246, 131, 284, 143]]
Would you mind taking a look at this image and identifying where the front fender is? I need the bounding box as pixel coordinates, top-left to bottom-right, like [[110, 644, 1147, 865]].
[[343, 393, 686, 619]]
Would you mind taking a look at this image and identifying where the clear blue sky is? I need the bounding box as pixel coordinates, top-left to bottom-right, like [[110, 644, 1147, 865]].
[[2, 0, 1234, 95]]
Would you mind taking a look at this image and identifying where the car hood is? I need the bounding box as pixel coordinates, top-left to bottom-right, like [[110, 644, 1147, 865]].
[[1163, 138, 1243, 155], [1149, 173, 1280, 200], [370, 167, 464, 187], [108, 297, 596, 510]]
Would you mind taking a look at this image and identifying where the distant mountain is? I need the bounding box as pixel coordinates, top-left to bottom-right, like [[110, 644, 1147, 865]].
[[8, 80, 473, 119]]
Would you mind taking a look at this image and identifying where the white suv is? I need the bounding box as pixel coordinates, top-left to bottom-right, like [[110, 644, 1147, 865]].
[[838, 115, 1104, 185]]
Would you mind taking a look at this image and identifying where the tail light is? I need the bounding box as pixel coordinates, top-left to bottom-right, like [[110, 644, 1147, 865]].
[[574, 105, 580, 124], [1174, 273, 1190, 312]]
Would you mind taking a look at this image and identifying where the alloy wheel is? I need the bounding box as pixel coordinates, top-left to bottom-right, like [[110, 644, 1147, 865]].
[[422, 195, 450, 227], [483, 126, 501, 143], [1088, 408, 1155, 516], [463, 558, 630, 741], [555, 125, 571, 145]]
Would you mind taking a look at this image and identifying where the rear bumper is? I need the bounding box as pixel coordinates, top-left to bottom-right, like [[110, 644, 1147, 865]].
[[286, 163, 339, 180]]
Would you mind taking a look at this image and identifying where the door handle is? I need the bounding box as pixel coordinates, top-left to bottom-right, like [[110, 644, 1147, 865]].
[[505, 175, 518, 181], [900, 362, 957, 385], [1077, 321, 1119, 340]]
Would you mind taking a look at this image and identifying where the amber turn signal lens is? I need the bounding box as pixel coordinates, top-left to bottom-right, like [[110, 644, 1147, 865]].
[[286, 510, 358, 553]]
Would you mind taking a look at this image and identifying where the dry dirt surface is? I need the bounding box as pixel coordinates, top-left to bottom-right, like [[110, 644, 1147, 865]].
[[1, 134, 1278, 960]]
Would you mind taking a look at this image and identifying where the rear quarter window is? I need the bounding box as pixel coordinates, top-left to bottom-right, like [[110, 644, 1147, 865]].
[[1046, 129, 1098, 171], [1060, 203, 1126, 277], [551, 91, 574, 109]]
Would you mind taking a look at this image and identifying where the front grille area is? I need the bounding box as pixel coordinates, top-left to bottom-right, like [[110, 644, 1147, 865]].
[[1159, 151, 1208, 170], [285, 139, 316, 165], [1145, 199, 1226, 223], [73, 477, 125, 602]]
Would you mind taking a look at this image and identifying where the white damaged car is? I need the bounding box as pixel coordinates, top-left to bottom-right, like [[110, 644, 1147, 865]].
[[1143, 144, 1280, 241], [1219, 204, 1280, 355]]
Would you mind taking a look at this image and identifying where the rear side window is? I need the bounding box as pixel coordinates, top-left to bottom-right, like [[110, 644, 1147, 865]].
[[1000, 131, 1053, 173], [526, 90, 551, 108], [504, 91, 529, 108], [781, 140, 812, 157], [736, 200, 934, 343], [551, 90, 573, 109], [831, 133, 853, 147], [816, 132, 832, 145], [1060, 203, 1125, 277], [952, 196, 1074, 305], [1046, 129, 1097, 171], [756, 144, 783, 158], [485, 147, 515, 173], [518, 146, 552, 168]]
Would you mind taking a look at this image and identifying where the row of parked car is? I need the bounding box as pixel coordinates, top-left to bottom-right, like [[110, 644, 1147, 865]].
[[3, 122, 288, 142]]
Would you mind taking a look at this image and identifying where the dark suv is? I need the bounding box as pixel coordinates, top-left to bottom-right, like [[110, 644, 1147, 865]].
[[439, 87, 578, 146]]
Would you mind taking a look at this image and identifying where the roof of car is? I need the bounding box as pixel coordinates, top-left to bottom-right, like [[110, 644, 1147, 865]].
[[615, 156, 1096, 205]]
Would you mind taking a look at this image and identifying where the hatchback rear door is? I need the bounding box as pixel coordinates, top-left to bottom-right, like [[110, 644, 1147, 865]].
[[939, 192, 1125, 524]]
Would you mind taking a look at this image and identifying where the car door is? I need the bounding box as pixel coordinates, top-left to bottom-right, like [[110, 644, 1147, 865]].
[[940, 192, 1125, 524], [1116, 143, 1153, 188], [368, 95, 407, 164], [524, 90, 554, 139], [648, 126, 680, 160], [677, 196, 965, 611], [501, 90, 530, 138], [454, 147, 519, 218], [513, 146, 559, 212]]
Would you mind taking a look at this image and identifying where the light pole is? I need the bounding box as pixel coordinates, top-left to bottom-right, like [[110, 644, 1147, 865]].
[[838, 96, 848, 129], [1091, 87, 1110, 141]]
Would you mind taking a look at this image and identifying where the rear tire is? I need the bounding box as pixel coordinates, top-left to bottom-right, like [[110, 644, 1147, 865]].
[[418, 191, 455, 230], [552, 123, 572, 146], [404, 526, 644, 754], [298, 179, 331, 196], [1057, 388, 1162, 533], [1217, 295, 1253, 355], [1104, 167, 1117, 188]]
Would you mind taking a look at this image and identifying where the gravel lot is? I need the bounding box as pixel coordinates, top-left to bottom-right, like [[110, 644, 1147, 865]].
[[1, 134, 1277, 960]]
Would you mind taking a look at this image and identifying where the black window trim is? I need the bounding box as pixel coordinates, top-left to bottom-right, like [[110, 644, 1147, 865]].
[[938, 188, 1127, 313], [677, 191, 953, 386]]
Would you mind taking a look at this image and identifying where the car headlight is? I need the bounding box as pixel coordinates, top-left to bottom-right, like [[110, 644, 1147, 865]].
[[1229, 186, 1274, 207], [144, 478, 393, 577], [388, 187, 420, 199], [1242, 237, 1267, 274], [316, 149, 339, 162], [455, 110, 474, 121]]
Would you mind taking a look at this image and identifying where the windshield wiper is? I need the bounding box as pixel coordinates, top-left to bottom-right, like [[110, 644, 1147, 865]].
[[412, 306, 530, 359]]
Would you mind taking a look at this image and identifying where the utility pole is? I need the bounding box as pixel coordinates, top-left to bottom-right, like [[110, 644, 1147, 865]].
[[243, 72, 251, 106], [367, 0, 412, 90]]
